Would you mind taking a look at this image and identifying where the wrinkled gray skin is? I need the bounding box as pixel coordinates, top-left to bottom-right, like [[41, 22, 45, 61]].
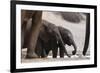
[[35, 20, 70, 58]]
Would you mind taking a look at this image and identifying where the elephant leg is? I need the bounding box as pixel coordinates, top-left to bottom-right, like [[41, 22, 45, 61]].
[[35, 38, 42, 58], [21, 19, 27, 48], [59, 47, 65, 58], [45, 49, 50, 57], [21, 30, 24, 48], [58, 37, 70, 57], [52, 47, 58, 58], [41, 48, 47, 58], [26, 11, 42, 58], [58, 43, 65, 58]]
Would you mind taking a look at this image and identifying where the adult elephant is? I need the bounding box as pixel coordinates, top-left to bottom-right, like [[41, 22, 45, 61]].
[[21, 10, 42, 58], [35, 20, 70, 58]]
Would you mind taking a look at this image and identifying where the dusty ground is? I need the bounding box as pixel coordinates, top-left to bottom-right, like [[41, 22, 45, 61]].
[[21, 48, 90, 63]]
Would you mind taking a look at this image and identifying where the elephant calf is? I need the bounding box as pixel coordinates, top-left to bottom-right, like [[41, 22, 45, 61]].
[[40, 26, 77, 58], [58, 26, 77, 57], [35, 20, 70, 58]]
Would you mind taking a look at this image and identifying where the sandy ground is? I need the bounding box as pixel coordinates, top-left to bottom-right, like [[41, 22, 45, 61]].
[[21, 48, 90, 63], [21, 12, 90, 63]]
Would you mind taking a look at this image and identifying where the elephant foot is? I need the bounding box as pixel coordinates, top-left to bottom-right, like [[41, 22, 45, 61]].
[[68, 55, 71, 58], [53, 55, 57, 58], [72, 50, 76, 55], [41, 55, 47, 58], [60, 56, 64, 58], [53, 56, 57, 58], [26, 52, 39, 59]]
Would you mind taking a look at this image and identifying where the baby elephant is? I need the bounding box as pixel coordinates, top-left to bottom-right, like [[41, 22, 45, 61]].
[[35, 20, 70, 58], [58, 26, 77, 57], [35, 21, 58, 58], [35, 24, 77, 58], [43, 26, 77, 58]]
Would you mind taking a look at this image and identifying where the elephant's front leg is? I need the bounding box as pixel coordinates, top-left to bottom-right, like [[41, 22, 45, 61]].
[[59, 46, 64, 58], [41, 48, 47, 58], [52, 46, 58, 58], [26, 11, 42, 58]]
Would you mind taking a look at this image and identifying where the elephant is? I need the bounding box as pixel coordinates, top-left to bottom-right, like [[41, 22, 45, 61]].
[[35, 21, 77, 58], [58, 26, 77, 56], [35, 20, 70, 58], [35, 24, 58, 58], [21, 10, 43, 58]]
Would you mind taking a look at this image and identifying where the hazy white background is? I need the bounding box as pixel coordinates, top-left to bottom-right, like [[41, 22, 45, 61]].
[[0, 0, 99, 73]]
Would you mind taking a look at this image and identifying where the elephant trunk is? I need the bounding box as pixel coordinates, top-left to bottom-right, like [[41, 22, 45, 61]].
[[72, 40, 77, 55]]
